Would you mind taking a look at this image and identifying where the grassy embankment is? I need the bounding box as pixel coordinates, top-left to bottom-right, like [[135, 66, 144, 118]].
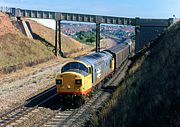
[[89, 21, 180, 127], [0, 33, 53, 68], [0, 13, 54, 73]]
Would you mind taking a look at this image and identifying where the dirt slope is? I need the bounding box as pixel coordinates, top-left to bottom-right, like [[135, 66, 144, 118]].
[[0, 12, 54, 72], [27, 19, 90, 53], [90, 22, 180, 127], [0, 13, 20, 36]]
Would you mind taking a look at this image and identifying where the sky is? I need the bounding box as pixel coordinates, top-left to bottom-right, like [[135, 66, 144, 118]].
[[0, 0, 180, 18]]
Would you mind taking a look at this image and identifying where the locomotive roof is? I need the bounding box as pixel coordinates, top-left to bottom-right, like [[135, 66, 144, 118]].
[[76, 51, 112, 66]]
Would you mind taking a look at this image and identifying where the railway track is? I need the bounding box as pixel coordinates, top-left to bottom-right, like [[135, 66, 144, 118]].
[[0, 86, 56, 127], [40, 91, 104, 127]]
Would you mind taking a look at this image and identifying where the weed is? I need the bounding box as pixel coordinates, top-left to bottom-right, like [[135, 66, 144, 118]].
[[32, 80, 37, 84]]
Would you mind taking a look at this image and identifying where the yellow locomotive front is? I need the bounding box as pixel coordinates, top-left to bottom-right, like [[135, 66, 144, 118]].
[[56, 61, 92, 96]]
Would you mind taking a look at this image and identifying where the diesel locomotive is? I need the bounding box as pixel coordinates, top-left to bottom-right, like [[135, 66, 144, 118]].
[[56, 39, 134, 105]]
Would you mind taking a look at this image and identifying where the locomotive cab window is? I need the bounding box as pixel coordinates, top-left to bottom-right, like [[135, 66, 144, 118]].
[[110, 60, 112, 68], [62, 62, 88, 73], [88, 67, 92, 74]]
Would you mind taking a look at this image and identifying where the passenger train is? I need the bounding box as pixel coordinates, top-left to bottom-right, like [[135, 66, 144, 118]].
[[56, 39, 134, 105]]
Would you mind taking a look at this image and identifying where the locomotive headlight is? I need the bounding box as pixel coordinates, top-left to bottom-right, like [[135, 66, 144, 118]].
[[75, 79, 82, 85], [56, 79, 62, 85]]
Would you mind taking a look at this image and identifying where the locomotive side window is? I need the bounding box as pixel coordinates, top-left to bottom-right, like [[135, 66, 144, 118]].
[[62, 62, 88, 73]]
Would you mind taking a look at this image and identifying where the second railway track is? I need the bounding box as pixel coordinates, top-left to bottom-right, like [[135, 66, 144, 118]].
[[0, 86, 57, 127]]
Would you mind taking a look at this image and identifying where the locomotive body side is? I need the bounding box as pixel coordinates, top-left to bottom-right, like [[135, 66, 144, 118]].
[[77, 51, 114, 87]]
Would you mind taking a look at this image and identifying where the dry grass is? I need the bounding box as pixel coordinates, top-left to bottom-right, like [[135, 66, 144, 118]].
[[0, 33, 54, 70], [0, 13, 54, 73], [89, 22, 180, 127]]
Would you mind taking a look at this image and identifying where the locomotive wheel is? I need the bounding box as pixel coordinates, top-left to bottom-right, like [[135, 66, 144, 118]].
[[74, 96, 85, 107]]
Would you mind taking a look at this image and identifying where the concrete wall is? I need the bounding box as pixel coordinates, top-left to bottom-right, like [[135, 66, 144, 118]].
[[135, 26, 166, 52]]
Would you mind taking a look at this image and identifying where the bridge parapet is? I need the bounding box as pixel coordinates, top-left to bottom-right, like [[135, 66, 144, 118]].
[[11, 8, 135, 25], [12, 8, 56, 19]]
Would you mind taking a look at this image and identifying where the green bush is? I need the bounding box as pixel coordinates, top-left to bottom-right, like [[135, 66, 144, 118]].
[[73, 30, 98, 45]]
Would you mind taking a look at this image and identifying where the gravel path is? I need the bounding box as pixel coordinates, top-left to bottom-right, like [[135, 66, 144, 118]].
[[0, 58, 70, 113]]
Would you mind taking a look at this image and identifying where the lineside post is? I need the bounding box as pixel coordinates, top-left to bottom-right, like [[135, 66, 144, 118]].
[[55, 20, 58, 56], [58, 20, 63, 56], [96, 23, 100, 52]]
